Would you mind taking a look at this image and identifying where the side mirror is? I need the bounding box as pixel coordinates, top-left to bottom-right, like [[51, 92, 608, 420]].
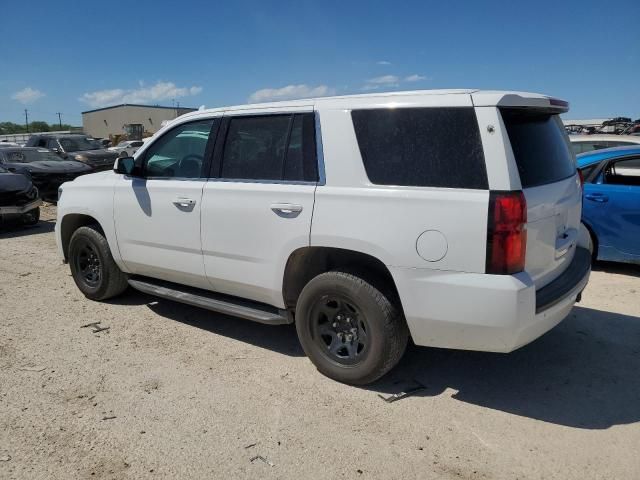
[[114, 157, 144, 177], [51, 147, 61, 154]]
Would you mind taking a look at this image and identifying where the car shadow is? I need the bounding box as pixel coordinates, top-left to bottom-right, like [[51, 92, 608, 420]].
[[0, 219, 55, 239], [592, 260, 639, 277], [106, 289, 304, 357], [107, 290, 640, 429], [370, 306, 640, 429]]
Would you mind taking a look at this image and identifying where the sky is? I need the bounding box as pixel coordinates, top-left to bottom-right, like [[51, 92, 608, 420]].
[[1, 0, 638, 126]]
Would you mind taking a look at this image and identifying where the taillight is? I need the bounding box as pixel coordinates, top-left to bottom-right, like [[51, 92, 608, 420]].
[[486, 191, 527, 275]]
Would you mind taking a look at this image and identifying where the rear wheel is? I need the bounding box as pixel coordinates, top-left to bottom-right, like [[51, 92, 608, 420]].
[[68, 226, 129, 300], [587, 228, 598, 262], [295, 271, 408, 385]]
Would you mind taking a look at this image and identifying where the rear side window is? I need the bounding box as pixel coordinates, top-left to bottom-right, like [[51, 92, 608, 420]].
[[501, 110, 576, 188], [351, 107, 487, 189], [220, 113, 317, 182]]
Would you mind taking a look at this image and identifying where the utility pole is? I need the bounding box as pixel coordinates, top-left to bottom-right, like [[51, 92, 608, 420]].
[[24, 109, 29, 133], [56, 112, 62, 129]]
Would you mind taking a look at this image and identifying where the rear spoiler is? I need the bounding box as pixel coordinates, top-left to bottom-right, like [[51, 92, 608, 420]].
[[471, 92, 569, 113]]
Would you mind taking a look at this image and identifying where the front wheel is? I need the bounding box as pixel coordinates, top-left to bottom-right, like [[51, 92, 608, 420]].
[[295, 271, 408, 385], [68, 226, 129, 301], [21, 207, 40, 225]]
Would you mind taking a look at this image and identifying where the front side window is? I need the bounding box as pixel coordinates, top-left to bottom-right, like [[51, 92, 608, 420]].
[[351, 107, 488, 189], [220, 113, 317, 182], [143, 120, 214, 178]]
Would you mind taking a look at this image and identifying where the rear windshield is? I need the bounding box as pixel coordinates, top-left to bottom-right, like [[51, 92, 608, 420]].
[[351, 107, 488, 189], [501, 109, 576, 188]]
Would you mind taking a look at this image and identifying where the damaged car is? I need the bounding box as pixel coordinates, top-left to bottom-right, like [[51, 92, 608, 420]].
[[0, 147, 92, 202], [0, 165, 41, 226]]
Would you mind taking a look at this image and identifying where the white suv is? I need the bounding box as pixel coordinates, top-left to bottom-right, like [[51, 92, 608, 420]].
[[56, 89, 591, 385]]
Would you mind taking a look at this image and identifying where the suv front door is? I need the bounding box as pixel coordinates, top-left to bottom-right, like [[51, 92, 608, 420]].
[[201, 109, 319, 307], [113, 118, 218, 288]]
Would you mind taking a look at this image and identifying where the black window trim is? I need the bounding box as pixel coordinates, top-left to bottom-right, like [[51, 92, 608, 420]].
[[209, 111, 322, 185], [138, 117, 220, 180]]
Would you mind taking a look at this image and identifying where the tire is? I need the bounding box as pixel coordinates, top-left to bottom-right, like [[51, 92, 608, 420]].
[[68, 225, 129, 301], [295, 271, 409, 385], [21, 207, 40, 225], [587, 227, 598, 263]]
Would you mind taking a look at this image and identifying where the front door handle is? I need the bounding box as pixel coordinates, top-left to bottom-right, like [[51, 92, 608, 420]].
[[585, 193, 609, 203], [271, 203, 303, 218], [173, 197, 196, 208]]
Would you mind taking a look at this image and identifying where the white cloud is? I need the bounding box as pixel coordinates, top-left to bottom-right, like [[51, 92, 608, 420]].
[[80, 81, 203, 108], [248, 84, 335, 103], [376, 60, 392, 65], [367, 75, 400, 85], [362, 73, 429, 91], [12, 87, 45, 104]]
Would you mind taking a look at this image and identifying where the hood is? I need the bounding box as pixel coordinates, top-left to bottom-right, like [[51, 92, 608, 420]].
[[4, 160, 93, 174], [0, 171, 33, 194], [71, 149, 118, 159]]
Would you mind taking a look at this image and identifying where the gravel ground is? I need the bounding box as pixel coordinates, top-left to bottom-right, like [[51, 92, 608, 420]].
[[1, 205, 639, 479]]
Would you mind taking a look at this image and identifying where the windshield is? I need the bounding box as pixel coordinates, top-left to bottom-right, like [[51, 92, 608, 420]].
[[2, 149, 64, 163], [59, 136, 101, 152], [116, 141, 130, 147]]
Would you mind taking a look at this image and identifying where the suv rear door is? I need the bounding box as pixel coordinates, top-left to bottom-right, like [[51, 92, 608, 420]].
[[200, 108, 318, 307], [500, 108, 582, 288]]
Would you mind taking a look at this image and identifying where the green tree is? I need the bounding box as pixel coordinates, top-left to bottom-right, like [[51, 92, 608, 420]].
[[29, 121, 50, 132]]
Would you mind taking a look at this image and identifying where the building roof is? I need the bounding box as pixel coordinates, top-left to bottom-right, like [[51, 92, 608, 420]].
[[82, 103, 196, 114]]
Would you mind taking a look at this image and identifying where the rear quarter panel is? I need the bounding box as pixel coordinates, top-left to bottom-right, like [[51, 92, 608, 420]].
[[311, 107, 489, 272]]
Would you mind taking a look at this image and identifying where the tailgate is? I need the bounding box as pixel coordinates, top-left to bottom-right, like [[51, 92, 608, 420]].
[[500, 107, 581, 289], [524, 175, 582, 288]]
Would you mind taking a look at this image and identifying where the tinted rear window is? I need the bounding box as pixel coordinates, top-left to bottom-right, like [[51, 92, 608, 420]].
[[501, 110, 576, 188], [351, 107, 488, 189]]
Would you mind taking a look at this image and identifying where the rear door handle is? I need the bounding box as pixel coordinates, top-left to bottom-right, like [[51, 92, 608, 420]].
[[271, 203, 303, 217], [173, 197, 196, 208], [585, 193, 608, 203]]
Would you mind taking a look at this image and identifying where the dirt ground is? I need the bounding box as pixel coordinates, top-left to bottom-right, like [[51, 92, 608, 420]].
[[1, 205, 639, 480]]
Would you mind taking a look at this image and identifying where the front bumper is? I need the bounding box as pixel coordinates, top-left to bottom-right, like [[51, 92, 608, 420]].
[[0, 199, 42, 215], [390, 247, 591, 353]]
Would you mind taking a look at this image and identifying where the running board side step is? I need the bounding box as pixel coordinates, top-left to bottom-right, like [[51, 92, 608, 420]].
[[128, 278, 291, 325]]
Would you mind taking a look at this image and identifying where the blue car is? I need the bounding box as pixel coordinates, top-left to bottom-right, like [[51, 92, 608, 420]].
[[577, 146, 640, 264]]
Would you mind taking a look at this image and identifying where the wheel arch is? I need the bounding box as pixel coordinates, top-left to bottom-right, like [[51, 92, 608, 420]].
[[282, 246, 403, 312], [59, 213, 105, 261]]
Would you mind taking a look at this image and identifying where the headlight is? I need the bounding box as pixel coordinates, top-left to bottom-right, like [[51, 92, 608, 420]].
[[74, 154, 88, 162]]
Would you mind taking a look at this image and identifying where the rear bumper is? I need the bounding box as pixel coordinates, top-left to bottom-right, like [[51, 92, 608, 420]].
[[390, 247, 591, 353], [0, 199, 42, 215]]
